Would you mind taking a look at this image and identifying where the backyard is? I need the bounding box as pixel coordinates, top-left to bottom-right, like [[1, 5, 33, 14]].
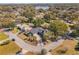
[[51, 39, 78, 55]]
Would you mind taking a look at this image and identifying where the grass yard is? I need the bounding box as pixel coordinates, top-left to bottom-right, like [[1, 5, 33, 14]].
[[0, 32, 8, 41], [51, 39, 78, 55], [0, 41, 21, 55]]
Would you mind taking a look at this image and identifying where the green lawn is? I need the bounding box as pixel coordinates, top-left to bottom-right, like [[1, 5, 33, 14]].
[[0, 33, 8, 41], [0, 41, 21, 55]]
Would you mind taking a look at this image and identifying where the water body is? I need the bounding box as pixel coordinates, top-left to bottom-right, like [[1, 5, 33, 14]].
[[34, 4, 50, 9], [0, 3, 78, 10], [35, 6, 49, 10]]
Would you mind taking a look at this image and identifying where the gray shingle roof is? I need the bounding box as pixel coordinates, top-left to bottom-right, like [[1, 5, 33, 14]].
[[30, 27, 44, 34]]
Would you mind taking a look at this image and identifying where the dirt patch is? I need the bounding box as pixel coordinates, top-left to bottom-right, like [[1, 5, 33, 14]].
[[51, 39, 78, 55]]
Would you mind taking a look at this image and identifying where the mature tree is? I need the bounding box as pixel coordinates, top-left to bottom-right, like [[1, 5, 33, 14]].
[[27, 17, 34, 23], [21, 5, 35, 19], [41, 22, 49, 29], [43, 30, 56, 42], [49, 20, 68, 36], [44, 13, 53, 22], [72, 24, 79, 30], [3, 13, 16, 19], [0, 18, 15, 28], [0, 6, 13, 11], [44, 12, 58, 23], [69, 30, 79, 37], [16, 16, 28, 23], [32, 18, 45, 27]]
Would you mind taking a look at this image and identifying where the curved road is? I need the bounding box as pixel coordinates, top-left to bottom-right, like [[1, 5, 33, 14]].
[[4, 31, 64, 54], [5, 32, 42, 53]]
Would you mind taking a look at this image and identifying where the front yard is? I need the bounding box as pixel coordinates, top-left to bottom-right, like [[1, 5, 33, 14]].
[[0, 41, 21, 55], [0, 32, 8, 41]]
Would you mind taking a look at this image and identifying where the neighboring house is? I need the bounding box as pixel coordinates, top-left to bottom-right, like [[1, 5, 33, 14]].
[[30, 27, 44, 36], [16, 24, 25, 32], [16, 24, 32, 32]]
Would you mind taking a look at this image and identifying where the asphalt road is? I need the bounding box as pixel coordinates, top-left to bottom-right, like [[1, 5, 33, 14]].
[[4, 31, 64, 54], [5, 32, 42, 53]]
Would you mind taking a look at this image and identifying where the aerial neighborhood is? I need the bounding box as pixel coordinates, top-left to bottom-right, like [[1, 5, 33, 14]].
[[0, 4, 79, 55]]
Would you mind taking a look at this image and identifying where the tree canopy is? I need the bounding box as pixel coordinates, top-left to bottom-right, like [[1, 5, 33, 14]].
[[49, 20, 68, 36], [32, 18, 45, 27]]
